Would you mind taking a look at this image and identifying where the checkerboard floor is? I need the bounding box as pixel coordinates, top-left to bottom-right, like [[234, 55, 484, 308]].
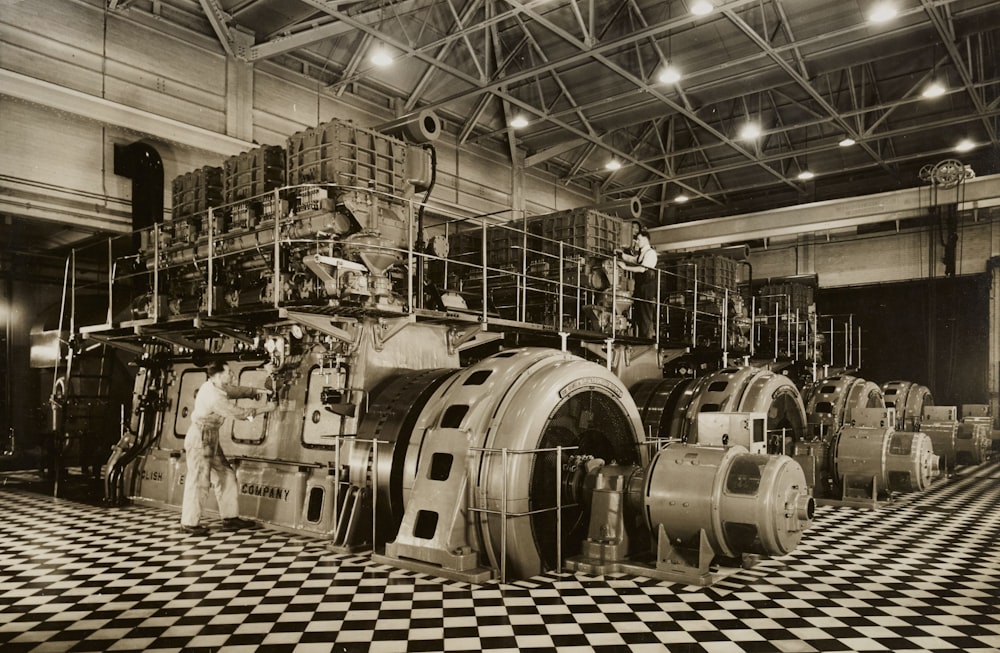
[[2, 462, 999, 653]]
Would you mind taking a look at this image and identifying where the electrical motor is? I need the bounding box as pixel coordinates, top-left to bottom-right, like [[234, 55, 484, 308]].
[[643, 443, 814, 558], [833, 408, 939, 496]]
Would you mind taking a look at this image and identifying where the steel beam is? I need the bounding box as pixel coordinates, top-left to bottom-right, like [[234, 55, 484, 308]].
[[650, 173, 1000, 251], [920, 0, 998, 144]]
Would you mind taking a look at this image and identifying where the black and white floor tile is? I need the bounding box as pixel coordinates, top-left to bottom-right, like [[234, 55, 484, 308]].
[[1, 462, 999, 652]]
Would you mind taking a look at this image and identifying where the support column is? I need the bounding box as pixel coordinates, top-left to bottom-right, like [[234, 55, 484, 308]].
[[989, 257, 1000, 425], [225, 31, 255, 142], [795, 234, 816, 277]]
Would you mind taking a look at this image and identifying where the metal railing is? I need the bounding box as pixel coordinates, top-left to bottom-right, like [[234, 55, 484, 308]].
[[468, 444, 578, 583]]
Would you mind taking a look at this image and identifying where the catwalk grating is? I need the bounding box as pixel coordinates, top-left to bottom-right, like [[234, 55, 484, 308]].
[[1, 463, 999, 653]]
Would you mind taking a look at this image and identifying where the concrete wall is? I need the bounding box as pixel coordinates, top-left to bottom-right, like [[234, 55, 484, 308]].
[[749, 210, 1000, 288], [0, 0, 592, 233]]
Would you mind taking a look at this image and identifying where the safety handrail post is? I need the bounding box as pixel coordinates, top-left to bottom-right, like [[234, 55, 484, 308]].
[[555, 444, 563, 573], [721, 287, 728, 366], [692, 265, 698, 348], [480, 222, 488, 323], [106, 237, 113, 325], [407, 200, 415, 311], [372, 438, 380, 554], [655, 269, 661, 348], [501, 447, 508, 583], [558, 242, 564, 330], [152, 223, 160, 322], [334, 436, 341, 538], [273, 189, 281, 308], [611, 255, 618, 340], [207, 207, 214, 316]]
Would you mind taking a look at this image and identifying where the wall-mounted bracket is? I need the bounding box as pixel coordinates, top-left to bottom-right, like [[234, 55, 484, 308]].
[[372, 314, 416, 351]]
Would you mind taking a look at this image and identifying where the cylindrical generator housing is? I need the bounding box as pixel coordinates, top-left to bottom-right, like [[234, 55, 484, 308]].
[[657, 366, 807, 450], [956, 421, 991, 465], [835, 425, 939, 496], [882, 381, 933, 432], [804, 375, 884, 440], [886, 431, 939, 492], [924, 423, 957, 470], [643, 443, 814, 558]]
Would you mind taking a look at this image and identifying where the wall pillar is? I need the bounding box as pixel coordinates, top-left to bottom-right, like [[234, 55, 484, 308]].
[[989, 257, 1000, 425], [225, 48, 254, 142]]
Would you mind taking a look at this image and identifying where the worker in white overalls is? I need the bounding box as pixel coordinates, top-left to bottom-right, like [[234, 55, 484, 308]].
[[179, 359, 276, 535]]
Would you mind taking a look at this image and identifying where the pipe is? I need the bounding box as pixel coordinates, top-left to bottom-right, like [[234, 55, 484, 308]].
[[376, 109, 441, 144], [588, 197, 643, 219]]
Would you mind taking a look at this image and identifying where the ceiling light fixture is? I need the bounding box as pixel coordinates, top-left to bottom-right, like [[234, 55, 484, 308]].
[[922, 82, 946, 98], [675, 194, 689, 203], [955, 139, 975, 153], [370, 45, 393, 67], [797, 171, 815, 181], [690, 1, 713, 16], [658, 66, 682, 84], [739, 123, 762, 140], [605, 159, 622, 171], [510, 115, 529, 129], [839, 137, 856, 147], [868, 3, 898, 23]]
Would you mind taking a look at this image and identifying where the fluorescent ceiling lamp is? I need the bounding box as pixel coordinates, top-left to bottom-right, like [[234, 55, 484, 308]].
[[658, 66, 682, 84], [510, 115, 529, 128], [675, 194, 689, 203], [955, 139, 975, 152], [739, 123, 761, 140], [605, 159, 622, 171], [922, 82, 946, 98], [868, 3, 897, 23], [690, 1, 713, 16], [839, 137, 856, 147], [370, 46, 393, 67], [797, 171, 815, 181]]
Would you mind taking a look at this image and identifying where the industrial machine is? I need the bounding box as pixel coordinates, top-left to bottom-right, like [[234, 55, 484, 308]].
[[824, 407, 939, 504], [796, 376, 939, 506], [920, 406, 961, 475], [881, 380, 934, 432], [630, 366, 808, 453], [915, 403, 991, 476], [957, 404, 993, 465], [77, 114, 817, 586]]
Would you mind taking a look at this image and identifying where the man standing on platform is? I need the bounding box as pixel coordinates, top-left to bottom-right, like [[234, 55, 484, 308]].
[[617, 227, 659, 340]]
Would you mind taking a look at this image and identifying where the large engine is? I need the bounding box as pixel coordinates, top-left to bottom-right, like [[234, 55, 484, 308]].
[[129, 118, 435, 322], [88, 114, 822, 587], [121, 341, 814, 585]]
